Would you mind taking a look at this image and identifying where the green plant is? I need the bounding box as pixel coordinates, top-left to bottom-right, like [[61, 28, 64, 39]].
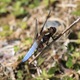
[[0, 0, 11, 14], [35, 69, 53, 80], [14, 45, 20, 53], [66, 56, 73, 68], [72, 3, 80, 16], [29, 0, 40, 8], [62, 76, 74, 80], [37, 57, 45, 66], [16, 70, 23, 80], [12, 1, 27, 17]]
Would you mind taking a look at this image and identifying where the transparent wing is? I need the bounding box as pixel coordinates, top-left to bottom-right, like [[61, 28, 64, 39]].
[[45, 20, 61, 28], [22, 41, 38, 62]]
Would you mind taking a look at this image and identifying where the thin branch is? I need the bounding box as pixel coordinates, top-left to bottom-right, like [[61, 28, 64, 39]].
[[34, 18, 38, 40], [40, 10, 51, 34], [62, 17, 80, 35]]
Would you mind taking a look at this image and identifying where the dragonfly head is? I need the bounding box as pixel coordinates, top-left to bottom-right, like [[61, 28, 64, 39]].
[[48, 27, 56, 35]]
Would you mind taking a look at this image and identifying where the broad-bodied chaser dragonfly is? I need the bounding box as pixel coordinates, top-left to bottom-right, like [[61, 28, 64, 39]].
[[22, 12, 63, 62], [22, 10, 80, 62]]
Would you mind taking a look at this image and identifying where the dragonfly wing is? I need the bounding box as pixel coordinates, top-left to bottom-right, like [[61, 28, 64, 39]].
[[45, 21, 61, 28], [22, 41, 38, 62]]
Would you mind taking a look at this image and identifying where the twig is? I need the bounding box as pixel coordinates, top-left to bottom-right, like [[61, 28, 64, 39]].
[[34, 18, 38, 40], [40, 10, 51, 34]]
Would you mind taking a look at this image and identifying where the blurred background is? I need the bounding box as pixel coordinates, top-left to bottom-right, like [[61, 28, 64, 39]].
[[0, 0, 80, 80]]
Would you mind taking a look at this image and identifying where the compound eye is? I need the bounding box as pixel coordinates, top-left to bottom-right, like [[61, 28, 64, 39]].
[[48, 27, 56, 34]]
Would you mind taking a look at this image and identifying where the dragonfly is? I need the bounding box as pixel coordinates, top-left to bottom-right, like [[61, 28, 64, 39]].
[[22, 10, 80, 62], [22, 11, 62, 62]]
